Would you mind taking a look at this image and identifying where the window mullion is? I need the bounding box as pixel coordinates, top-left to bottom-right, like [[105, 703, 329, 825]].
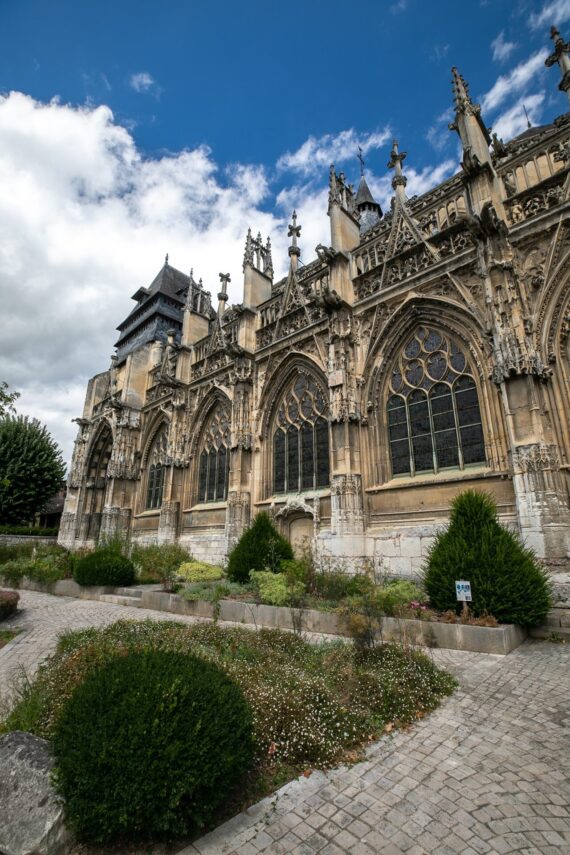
[[451, 385, 465, 470], [427, 392, 438, 475], [405, 397, 415, 476]]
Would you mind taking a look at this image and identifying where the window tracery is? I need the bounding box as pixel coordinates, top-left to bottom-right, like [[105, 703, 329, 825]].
[[146, 424, 169, 509], [197, 406, 231, 503], [273, 374, 330, 493], [387, 327, 486, 477]]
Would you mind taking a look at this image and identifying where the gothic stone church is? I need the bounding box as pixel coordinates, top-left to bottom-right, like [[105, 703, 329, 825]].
[[60, 30, 570, 578]]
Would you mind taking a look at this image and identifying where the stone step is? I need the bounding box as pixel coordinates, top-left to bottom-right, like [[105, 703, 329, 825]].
[[115, 587, 143, 598], [98, 594, 142, 607]]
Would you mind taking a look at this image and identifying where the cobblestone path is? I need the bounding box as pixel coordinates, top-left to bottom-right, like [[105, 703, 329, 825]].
[[1, 591, 569, 854]]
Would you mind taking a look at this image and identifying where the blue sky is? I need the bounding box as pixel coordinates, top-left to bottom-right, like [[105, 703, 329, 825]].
[[1, 0, 569, 462]]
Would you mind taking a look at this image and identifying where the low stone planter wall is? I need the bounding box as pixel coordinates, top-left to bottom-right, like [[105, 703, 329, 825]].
[[1, 575, 528, 655], [0, 534, 58, 547]]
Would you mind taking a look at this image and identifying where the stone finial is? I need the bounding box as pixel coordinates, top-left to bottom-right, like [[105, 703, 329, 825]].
[[264, 236, 274, 278], [387, 139, 408, 196], [450, 67, 476, 114], [287, 210, 302, 261], [243, 227, 254, 271], [546, 25, 570, 104], [164, 253, 169, 266], [218, 272, 230, 317]]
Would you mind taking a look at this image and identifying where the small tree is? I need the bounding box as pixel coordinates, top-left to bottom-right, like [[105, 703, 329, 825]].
[[423, 490, 552, 627], [227, 512, 293, 583], [0, 381, 19, 418], [0, 415, 66, 524]]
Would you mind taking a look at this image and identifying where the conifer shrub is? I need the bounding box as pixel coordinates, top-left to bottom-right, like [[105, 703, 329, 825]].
[[423, 490, 552, 626], [73, 548, 135, 587], [227, 512, 293, 583], [52, 649, 254, 843]]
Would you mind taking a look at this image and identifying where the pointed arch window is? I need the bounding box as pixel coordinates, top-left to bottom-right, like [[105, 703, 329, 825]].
[[387, 327, 486, 477], [273, 374, 330, 493], [146, 424, 169, 509], [197, 406, 230, 503]]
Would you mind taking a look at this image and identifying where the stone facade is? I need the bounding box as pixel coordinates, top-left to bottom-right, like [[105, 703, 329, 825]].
[[60, 35, 570, 578]]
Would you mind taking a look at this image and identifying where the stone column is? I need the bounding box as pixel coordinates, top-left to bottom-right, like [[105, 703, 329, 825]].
[[330, 474, 364, 535], [511, 442, 570, 566], [157, 501, 180, 544], [225, 490, 250, 547], [99, 507, 132, 542]]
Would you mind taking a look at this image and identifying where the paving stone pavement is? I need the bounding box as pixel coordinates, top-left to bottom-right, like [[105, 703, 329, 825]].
[[1, 591, 569, 855]]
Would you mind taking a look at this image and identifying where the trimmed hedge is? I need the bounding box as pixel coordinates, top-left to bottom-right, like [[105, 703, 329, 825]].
[[227, 513, 293, 583], [0, 525, 59, 537], [73, 549, 135, 587], [52, 649, 254, 843], [423, 490, 552, 627], [0, 589, 19, 620]]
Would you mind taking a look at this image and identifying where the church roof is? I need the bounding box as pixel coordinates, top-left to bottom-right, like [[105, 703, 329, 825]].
[[355, 175, 377, 207], [118, 261, 189, 332]]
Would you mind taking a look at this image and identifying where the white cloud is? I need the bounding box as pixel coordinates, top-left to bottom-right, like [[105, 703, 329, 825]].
[[129, 71, 161, 97], [0, 92, 287, 464], [277, 128, 391, 177], [431, 44, 450, 65], [491, 31, 517, 62], [482, 49, 548, 112], [529, 0, 570, 29], [426, 108, 454, 152], [390, 0, 407, 12], [492, 92, 545, 140]]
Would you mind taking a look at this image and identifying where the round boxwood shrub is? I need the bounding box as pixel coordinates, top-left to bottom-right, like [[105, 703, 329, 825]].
[[0, 588, 19, 619], [52, 649, 254, 843], [227, 512, 293, 583], [423, 490, 552, 626], [73, 548, 135, 587]]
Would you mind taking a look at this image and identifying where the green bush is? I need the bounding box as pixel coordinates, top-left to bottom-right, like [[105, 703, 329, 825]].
[[0, 546, 72, 587], [312, 570, 371, 602], [0, 542, 35, 565], [0, 525, 59, 536], [52, 649, 254, 843], [177, 560, 223, 583], [0, 589, 19, 619], [227, 513, 293, 583], [250, 570, 305, 607], [423, 490, 552, 626], [73, 548, 135, 587], [375, 580, 424, 616], [131, 543, 191, 588]]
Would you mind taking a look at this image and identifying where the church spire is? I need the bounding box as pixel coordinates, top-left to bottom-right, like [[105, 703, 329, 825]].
[[449, 67, 492, 177], [387, 139, 408, 203], [287, 210, 301, 272], [355, 147, 382, 232], [546, 25, 570, 105]]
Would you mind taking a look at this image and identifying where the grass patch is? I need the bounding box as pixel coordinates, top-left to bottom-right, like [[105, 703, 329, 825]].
[[0, 628, 20, 650], [2, 619, 455, 832]]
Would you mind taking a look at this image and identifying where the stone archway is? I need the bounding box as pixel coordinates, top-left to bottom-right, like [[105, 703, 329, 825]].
[[274, 498, 317, 558]]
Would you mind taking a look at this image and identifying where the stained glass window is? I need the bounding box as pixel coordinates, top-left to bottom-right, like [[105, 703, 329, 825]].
[[146, 424, 169, 509], [272, 374, 329, 493], [197, 406, 230, 502], [387, 328, 486, 477]]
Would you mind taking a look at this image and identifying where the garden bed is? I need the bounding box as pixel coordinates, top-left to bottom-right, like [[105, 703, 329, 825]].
[[1, 576, 527, 654]]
